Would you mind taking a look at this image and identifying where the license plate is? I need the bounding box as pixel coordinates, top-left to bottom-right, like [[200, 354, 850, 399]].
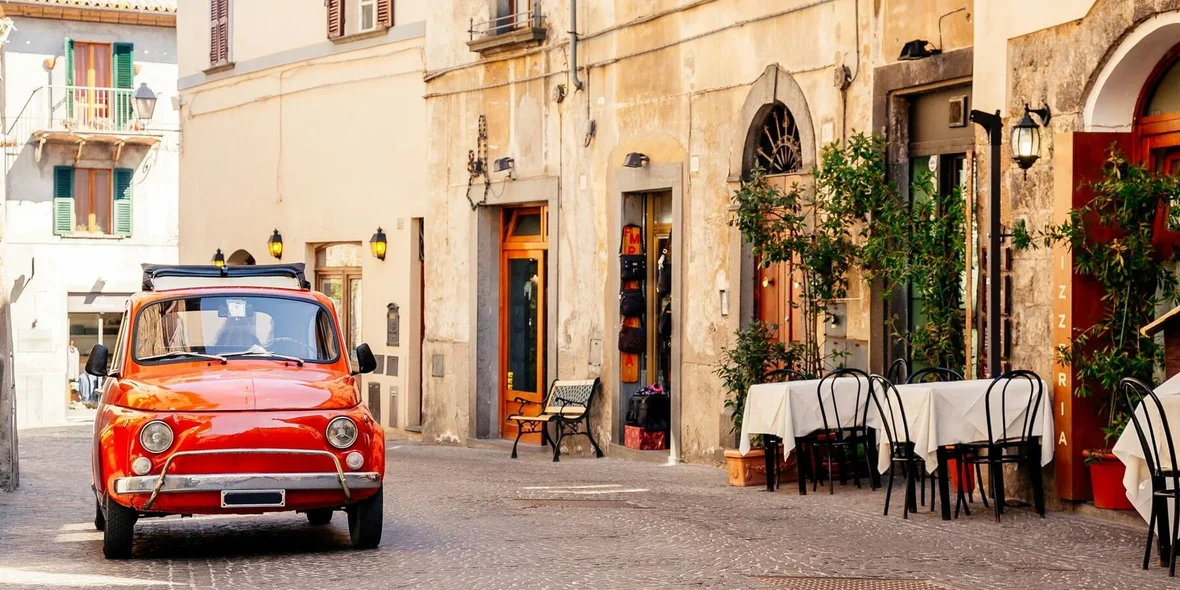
[[221, 489, 285, 508]]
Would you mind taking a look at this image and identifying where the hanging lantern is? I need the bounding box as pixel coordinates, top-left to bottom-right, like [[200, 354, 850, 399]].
[[1010, 103, 1052, 171], [211, 248, 225, 267], [267, 229, 283, 260], [370, 227, 387, 261]]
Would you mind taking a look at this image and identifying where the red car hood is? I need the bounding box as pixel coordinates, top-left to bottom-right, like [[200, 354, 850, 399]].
[[113, 366, 359, 411]]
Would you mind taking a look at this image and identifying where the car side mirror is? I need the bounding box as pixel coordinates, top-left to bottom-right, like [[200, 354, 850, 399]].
[[86, 344, 110, 377], [354, 343, 377, 375]]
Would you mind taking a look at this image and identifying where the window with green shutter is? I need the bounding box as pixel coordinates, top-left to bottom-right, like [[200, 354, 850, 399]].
[[64, 38, 74, 117], [112, 43, 134, 130], [113, 168, 133, 237], [53, 166, 75, 236]]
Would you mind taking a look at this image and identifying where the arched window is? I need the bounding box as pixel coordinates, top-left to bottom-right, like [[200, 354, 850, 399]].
[[749, 103, 803, 176], [227, 249, 255, 265]]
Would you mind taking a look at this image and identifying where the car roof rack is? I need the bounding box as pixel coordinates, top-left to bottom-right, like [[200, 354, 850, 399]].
[[141, 263, 311, 291]]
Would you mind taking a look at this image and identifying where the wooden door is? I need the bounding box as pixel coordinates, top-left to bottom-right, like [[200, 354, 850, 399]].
[[500, 206, 548, 441], [501, 249, 546, 441]]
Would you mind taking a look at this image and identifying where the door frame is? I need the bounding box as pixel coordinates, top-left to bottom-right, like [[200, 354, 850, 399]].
[[314, 264, 362, 354], [498, 206, 548, 440], [613, 162, 683, 461]]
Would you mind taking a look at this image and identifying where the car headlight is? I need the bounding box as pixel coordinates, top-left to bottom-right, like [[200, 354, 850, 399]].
[[326, 416, 358, 449], [139, 420, 174, 454]]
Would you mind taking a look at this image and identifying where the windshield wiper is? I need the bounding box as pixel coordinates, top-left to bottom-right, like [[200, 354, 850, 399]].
[[223, 351, 305, 367], [139, 351, 228, 364]]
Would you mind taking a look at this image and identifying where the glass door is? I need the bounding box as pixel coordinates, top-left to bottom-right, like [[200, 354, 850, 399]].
[[500, 206, 548, 441], [315, 244, 362, 363]]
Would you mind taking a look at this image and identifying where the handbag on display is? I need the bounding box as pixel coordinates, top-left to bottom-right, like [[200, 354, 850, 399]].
[[620, 288, 645, 317], [657, 231, 672, 294], [620, 223, 646, 281], [618, 324, 646, 354]]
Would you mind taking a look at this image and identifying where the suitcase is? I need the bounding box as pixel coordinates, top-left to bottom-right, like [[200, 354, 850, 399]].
[[625, 393, 670, 432], [624, 425, 666, 450]]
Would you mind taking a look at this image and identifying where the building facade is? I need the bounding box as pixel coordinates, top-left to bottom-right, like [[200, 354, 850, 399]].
[[175, 0, 428, 432], [2, 0, 179, 432], [419, 0, 973, 464]]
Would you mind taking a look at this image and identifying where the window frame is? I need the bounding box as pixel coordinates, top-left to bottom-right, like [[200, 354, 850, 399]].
[[130, 294, 343, 366], [209, 0, 232, 68], [74, 167, 114, 235], [358, 0, 378, 33]]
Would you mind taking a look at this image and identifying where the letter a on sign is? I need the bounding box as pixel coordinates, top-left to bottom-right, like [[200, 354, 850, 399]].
[[1059, 431, 1067, 446]]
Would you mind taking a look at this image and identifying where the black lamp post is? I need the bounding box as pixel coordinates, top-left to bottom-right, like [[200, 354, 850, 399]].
[[969, 108, 1004, 379], [267, 229, 283, 260], [133, 83, 157, 125]]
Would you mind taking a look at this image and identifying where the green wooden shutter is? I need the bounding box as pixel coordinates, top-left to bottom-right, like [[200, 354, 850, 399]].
[[113, 168, 133, 237], [64, 38, 74, 117], [53, 166, 75, 236], [113, 43, 134, 130]]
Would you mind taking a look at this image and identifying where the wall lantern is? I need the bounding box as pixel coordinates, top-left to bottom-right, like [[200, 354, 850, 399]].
[[211, 248, 225, 267], [1011, 103, 1052, 171], [494, 157, 516, 180], [267, 229, 283, 260], [623, 152, 649, 168], [898, 39, 939, 61], [370, 227, 387, 261], [133, 83, 158, 124]]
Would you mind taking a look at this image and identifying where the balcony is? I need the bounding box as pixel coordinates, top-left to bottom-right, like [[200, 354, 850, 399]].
[[467, 3, 546, 56], [4, 85, 161, 164]]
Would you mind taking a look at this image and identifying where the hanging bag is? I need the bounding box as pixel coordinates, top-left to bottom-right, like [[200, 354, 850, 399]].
[[619, 223, 646, 281], [620, 288, 645, 317], [657, 230, 672, 295], [618, 324, 646, 354]]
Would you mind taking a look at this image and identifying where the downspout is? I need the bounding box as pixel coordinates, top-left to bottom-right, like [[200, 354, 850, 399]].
[[569, 0, 584, 91]]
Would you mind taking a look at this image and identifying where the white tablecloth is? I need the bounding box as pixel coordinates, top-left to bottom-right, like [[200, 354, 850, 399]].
[[738, 376, 879, 455], [1113, 373, 1180, 523], [873, 379, 1055, 474]]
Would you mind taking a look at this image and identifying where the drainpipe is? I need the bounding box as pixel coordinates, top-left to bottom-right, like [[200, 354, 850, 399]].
[[569, 0, 584, 91]]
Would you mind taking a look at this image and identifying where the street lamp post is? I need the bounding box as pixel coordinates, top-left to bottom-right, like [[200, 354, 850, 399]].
[[969, 109, 1004, 379]]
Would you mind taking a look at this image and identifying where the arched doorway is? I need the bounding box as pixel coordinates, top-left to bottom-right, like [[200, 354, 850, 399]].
[[744, 103, 806, 344], [1136, 42, 1180, 173], [227, 249, 256, 265], [733, 65, 817, 345]]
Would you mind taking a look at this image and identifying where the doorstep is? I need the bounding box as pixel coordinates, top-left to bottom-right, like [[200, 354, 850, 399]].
[[1065, 501, 1147, 531]]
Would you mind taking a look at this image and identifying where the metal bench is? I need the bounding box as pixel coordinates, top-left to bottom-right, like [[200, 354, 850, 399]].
[[508, 378, 605, 462]]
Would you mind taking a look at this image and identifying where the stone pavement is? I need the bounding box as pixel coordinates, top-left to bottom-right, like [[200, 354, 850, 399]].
[[0, 426, 1173, 589]]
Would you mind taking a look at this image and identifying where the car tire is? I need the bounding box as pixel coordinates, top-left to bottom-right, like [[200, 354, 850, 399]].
[[94, 498, 106, 531], [306, 509, 333, 525], [102, 496, 137, 559], [347, 487, 382, 550]]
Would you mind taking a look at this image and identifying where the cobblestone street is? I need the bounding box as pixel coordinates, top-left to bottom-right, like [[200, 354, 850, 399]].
[[0, 426, 1173, 589]]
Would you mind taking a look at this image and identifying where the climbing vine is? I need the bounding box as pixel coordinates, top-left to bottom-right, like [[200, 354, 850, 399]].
[[1019, 147, 1180, 445], [729, 132, 967, 376]]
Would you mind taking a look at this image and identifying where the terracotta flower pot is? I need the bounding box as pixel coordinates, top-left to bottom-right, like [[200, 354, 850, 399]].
[[1084, 450, 1134, 511], [724, 449, 768, 487]]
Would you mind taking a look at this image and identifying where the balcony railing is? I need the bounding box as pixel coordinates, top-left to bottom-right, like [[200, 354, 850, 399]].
[[4, 85, 161, 161], [469, 3, 543, 40]]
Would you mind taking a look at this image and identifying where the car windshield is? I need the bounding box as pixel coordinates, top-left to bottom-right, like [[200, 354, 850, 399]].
[[134, 295, 340, 364]]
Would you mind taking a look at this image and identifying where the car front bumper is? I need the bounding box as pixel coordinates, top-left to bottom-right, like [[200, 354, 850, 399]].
[[114, 472, 382, 494]]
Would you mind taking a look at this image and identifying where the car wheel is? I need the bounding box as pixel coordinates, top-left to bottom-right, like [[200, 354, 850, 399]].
[[347, 487, 382, 550], [306, 509, 333, 525], [102, 496, 137, 559], [94, 498, 105, 531]]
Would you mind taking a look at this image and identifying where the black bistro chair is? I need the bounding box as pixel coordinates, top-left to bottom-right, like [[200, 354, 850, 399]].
[[810, 368, 878, 494], [887, 358, 911, 385], [906, 367, 965, 384], [960, 370, 1046, 521], [869, 374, 942, 518], [764, 367, 814, 489], [1122, 377, 1180, 576]]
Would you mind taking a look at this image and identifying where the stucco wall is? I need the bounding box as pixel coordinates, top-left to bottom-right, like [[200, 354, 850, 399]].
[[177, 22, 428, 430], [3, 16, 179, 429], [420, 0, 971, 463]]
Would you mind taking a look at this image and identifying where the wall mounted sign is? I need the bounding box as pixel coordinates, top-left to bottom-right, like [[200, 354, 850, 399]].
[[387, 303, 399, 347]]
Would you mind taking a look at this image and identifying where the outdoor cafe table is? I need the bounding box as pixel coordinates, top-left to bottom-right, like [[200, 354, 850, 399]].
[[738, 376, 882, 496], [1112, 373, 1180, 564], [874, 378, 1054, 520]]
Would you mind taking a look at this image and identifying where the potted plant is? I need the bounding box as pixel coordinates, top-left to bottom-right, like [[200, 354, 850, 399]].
[[1026, 148, 1180, 510], [716, 320, 801, 487]]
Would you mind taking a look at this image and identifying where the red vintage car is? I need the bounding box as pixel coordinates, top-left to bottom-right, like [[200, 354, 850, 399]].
[[89, 264, 384, 559]]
